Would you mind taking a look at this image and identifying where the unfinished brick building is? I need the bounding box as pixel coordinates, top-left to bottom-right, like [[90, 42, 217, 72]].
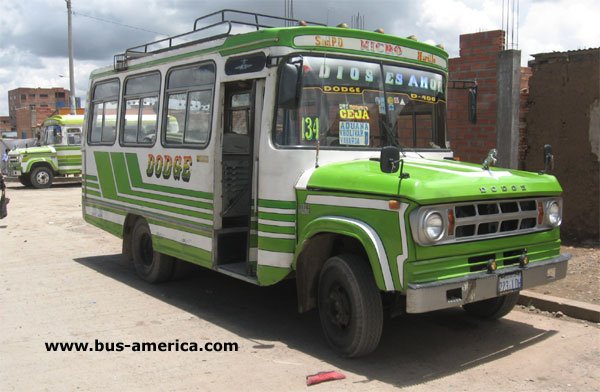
[[447, 31, 599, 243]]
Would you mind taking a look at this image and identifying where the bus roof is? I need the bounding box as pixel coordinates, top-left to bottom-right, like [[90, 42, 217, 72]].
[[42, 114, 85, 127], [92, 10, 448, 79]]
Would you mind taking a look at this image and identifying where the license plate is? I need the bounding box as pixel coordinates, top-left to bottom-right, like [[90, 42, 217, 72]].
[[10, 170, 20, 176], [498, 272, 522, 294]]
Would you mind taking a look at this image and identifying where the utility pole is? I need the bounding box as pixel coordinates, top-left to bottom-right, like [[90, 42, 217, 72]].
[[66, 0, 76, 114]]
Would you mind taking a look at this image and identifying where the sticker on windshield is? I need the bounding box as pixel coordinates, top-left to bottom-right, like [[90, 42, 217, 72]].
[[338, 104, 370, 120], [374, 97, 386, 114], [339, 122, 370, 146]]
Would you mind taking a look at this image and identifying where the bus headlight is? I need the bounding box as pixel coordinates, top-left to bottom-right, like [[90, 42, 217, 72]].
[[423, 212, 445, 241], [546, 200, 562, 227]]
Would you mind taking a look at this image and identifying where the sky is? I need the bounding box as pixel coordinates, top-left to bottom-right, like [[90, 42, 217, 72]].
[[1, 0, 599, 116]]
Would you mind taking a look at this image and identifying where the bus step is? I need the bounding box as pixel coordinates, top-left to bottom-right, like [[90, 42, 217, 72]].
[[219, 262, 247, 275], [217, 262, 258, 284]]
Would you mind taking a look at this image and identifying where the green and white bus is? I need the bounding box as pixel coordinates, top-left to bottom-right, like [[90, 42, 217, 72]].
[[83, 10, 569, 357], [8, 114, 83, 188]]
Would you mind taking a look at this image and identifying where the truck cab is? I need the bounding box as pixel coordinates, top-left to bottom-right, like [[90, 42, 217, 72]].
[[8, 114, 83, 188]]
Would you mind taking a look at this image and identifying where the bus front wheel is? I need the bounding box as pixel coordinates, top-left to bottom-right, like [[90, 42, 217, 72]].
[[30, 166, 53, 189], [131, 219, 174, 283], [18, 175, 31, 187], [318, 254, 383, 358]]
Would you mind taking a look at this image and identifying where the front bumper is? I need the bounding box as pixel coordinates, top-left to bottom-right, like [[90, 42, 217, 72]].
[[406, 254, 570, 313], [7, 162, 22, 177]]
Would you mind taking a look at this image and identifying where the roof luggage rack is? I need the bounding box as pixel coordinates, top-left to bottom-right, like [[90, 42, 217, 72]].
[[114, 9, 326, 71]]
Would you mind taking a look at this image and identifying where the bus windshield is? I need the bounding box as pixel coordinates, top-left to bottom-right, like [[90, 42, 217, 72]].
[[275, 56, 447, 150], [43, 125, 62, 145]]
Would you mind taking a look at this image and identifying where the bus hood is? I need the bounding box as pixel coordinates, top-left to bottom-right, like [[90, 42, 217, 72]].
[[303, 158, 563, 204], [9, 146, 56, 156]]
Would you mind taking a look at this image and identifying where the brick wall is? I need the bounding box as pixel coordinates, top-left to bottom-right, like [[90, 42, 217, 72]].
[[447, 30, 505, 163], [15, 106, 55, 139]]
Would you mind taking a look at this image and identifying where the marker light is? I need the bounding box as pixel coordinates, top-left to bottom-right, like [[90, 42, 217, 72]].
[[537, 201, 544, 225], [336, 23, 348, 28], [447, 209, 455, 236], [374, 28, 385, 34], [519, 253, 529, 268], [388, 200, 400, 210]]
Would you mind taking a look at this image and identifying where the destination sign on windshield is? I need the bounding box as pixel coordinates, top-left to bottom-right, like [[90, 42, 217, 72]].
[[301, 57, 445, 101]]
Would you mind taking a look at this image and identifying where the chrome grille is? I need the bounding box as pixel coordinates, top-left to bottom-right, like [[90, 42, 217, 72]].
[[454, 199, 539, 240], [410, 197, 560, 246]]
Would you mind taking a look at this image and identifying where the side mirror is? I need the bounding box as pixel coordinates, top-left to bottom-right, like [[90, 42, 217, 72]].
[[543, 144, 554, 173], [380, 146, 400, 173], [468, 86, 477, 124], [277, 62, 301, 109]]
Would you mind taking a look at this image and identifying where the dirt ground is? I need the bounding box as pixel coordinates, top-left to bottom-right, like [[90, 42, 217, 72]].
[[1, 183, 599, 392], [528, 245, 600, 305]]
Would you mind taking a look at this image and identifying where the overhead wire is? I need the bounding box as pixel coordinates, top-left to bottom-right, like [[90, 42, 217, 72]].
[[71, 10, 169, 37]]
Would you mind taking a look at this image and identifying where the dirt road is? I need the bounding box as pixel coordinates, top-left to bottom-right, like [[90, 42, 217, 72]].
[[1, 184, 599, 391]]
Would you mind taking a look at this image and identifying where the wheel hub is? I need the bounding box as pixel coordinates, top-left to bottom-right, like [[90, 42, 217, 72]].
[[327, 284, 351, 329], [36, 171, 49, 184]]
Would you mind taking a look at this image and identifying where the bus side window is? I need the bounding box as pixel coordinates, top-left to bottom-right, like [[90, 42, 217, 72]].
[[164, 62, 215, 148], [66, 129, 82, 145], [89, 79, 120, 145]]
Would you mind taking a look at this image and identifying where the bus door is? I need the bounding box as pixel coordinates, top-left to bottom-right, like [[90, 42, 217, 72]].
[[216, 79, 262, 278]]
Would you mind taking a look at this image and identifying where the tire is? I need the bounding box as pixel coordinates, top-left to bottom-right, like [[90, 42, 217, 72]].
[[318, 254, 383, 358], [131, 219, 174, 283], [18, 175, 31, 187], [462, 292, 520, 320], [30, 166, 53, 189]]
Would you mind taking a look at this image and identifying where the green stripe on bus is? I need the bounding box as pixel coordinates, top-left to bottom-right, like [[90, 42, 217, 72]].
[[147, 217, 212, 238], [84, 174, 98, 181], [258, 224, 295, 235], [249, 234, 258, 248], [56, 157, 82, 161], [152, 236, 212, 269], [94, 151, 212, 221], [84, 181, 100, 189], [258, 199, 297, 209], [84, 215, 123, 238], [55, 146, 81, 151], [125, 153, 213, 200], [258, 237, 295, 253], [111, 153, 213, 210], [258, 212, 296, 222], [86, 189, 102, 197], [257, 264, 291, 286], [84, 199, 212, 231]]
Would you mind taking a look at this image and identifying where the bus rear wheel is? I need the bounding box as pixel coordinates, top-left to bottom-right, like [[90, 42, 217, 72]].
[[318, 254, 383, 358], [131, 219, 174, 283]]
